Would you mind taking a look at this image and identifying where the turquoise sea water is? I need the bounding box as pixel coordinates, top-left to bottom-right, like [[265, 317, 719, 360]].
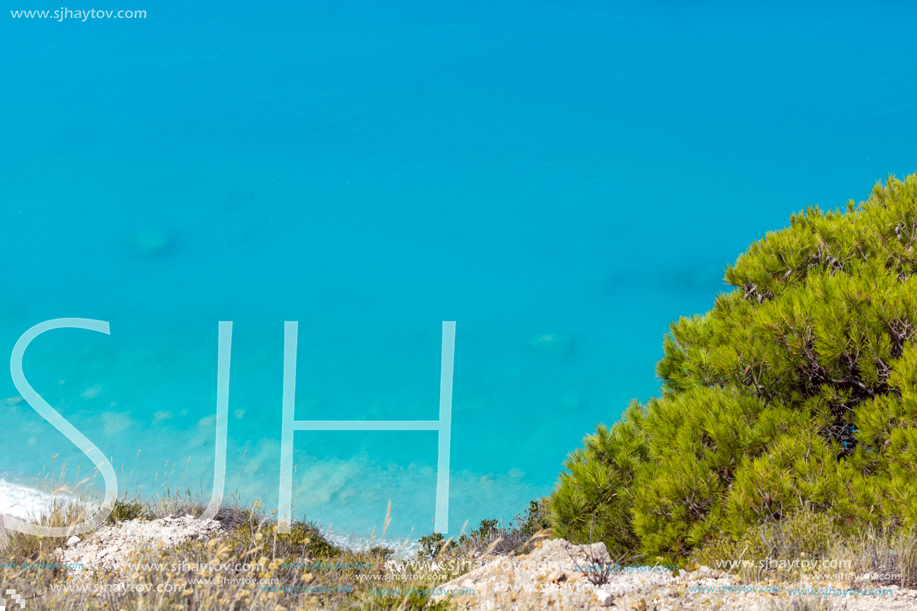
[[1, 0, 916, 544]]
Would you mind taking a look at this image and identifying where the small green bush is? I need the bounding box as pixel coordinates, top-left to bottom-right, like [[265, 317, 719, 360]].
[[552, 172, 917, 563], [417, 532, 458, 559], [416, 499, 553, 560], [225, 512, 341, 560], [107, 496, 154, 523], [516, 498, 551, 538]]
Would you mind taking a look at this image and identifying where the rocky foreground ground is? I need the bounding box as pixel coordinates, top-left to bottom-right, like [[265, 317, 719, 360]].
[[8, 515, 917, 610], [432, 538, 917, 611], [51, 514, 225, 574]]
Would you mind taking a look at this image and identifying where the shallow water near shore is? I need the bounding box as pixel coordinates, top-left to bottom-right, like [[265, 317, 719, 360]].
[[1, 0, 916, 541]]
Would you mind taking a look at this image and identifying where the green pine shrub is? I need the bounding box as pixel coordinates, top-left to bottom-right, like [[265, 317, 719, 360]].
[[551, 172, 917, 563]]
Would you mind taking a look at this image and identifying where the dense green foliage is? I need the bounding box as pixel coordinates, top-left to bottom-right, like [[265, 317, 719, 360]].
[[551, 173, 917, 563]]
